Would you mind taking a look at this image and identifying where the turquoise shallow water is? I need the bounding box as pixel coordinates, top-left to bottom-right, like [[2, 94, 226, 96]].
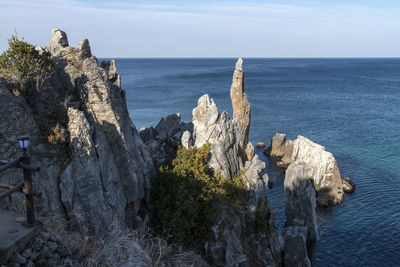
[[112, 58, 400, 266]]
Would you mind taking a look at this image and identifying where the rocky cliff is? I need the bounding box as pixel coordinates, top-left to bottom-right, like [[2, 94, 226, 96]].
[[0, 30, 327, 266], [267, 133, 353, 206], [284, 161, 318, 266], [0, 29, 155, 234]]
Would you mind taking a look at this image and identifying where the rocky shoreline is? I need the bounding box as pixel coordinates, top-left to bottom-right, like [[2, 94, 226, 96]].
[[0, 29, 354, 266]]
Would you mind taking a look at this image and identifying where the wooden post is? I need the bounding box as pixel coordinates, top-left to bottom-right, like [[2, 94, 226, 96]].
[[21, 154, 35, 226]]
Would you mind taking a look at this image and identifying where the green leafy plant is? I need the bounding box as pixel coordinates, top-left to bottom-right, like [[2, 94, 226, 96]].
[[152, 143, 246, 252], [0, 34, 54, 103], [246, 197, 270, 235]]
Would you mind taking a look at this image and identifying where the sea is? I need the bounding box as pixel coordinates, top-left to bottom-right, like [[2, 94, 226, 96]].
[[111, 58, 400, 266]]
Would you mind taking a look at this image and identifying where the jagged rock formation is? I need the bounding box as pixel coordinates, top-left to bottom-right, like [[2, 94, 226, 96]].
[[267, 133, 294, 168], [267, 134, 346, 206], [0, 29, 155, 233], [342, 177, 355, 193], [230, 58, 254, 162], [139, 113, 193, 168], [189, 60, 284, 266], [192, 95, 242, 179], [284, 160, 318, 266], [207, 208, 283, 267]]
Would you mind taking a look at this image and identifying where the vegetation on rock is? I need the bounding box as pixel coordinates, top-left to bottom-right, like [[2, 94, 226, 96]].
[[152, 143, 247, 252], [0, 34, 54, 103], [246, 197, 270, 235]]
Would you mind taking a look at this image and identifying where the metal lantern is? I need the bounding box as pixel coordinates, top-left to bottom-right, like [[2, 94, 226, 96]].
[[17, 135, 31, 151]]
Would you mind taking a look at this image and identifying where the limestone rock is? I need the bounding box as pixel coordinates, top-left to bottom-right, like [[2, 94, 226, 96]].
[[45, 29, 69, 55], [284, 160, 318, 266], [139, 113, 193, 168], [269, 134, 345, 206], [192, 94, 242, 178], [269, 133, 293, 167], [230, 58, 253, 161], [59, 108, 125, 233], [342, 177, 355, 193], [0, 29, 155, 234], [101, 59, 121, 87], [255, 142, 266, 148], [291, 136, 343, 206], [242, 155, 269, 209], [181, 130, 193, 149]]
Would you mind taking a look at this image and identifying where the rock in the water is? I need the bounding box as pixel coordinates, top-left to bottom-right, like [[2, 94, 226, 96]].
[[255, 142, 266, 148], [284, 160, 318, 266], [269, 134, 345, 206], [268, 133, 293, 168], [342, 177, 355, 193], [291, 136, 343, 206], [230, 58, 253, 161]]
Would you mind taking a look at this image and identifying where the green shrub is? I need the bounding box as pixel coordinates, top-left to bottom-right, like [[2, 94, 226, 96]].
[[152, 143, 246, 252], [0, 34, 54, 102], [246, 197, 270, 235]]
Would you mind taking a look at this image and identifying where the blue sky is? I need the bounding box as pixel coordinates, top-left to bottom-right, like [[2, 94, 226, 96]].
[[0, 0, 399, 57]]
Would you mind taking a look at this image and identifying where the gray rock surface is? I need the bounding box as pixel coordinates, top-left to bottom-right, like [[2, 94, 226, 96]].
[[284, 160, 318, 266], [268, 134, 345, 206], [192, 94, 242, 179], [230, 58, 254, 161], [191, 60, 282, 266], [342, 177, 355, 193], [139, 113, 193, 168], [268, 133, 293, 168], [0, 29, 155, 233]]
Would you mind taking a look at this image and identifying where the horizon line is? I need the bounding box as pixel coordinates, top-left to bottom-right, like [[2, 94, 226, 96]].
[[98, 56, 400, 59]]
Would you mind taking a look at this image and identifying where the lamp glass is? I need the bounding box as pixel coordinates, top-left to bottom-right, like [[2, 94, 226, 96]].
[[17, 136, 31, 150]]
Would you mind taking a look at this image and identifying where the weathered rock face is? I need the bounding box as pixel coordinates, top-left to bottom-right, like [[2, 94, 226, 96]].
[[139, 113, 193, 168], [342, 177, 355, 193], [242, 155, 269, 210], [230, 58, 254, 162], [292, 136, 344, 206], [0, 29, 155, 233], [207, 209, 283, 267], [268, 133, 293, 168], [192, 94, 242, 179], [268, 134, 345, 206], [284, 160, 318, 266], [190, 59, 283, 266]]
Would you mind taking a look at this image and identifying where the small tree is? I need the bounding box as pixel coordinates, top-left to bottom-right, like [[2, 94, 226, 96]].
[[0, 34, 54, 102]]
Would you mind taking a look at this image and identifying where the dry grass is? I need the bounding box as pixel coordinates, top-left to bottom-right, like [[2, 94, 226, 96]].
[[36, 213, 208, 267], [0, 197, 26, 213]]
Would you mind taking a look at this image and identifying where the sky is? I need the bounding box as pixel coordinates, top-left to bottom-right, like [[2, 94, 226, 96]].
[[0, 0, 399, 58]]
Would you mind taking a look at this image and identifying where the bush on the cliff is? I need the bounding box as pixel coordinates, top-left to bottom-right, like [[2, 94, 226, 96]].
[[0, 34, 54, 102], [246, 197, 270, 235], [152, 143, 246, 252]]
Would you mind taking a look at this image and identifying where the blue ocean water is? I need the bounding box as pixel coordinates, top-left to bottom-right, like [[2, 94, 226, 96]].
[[114, 58, 400, 266]]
